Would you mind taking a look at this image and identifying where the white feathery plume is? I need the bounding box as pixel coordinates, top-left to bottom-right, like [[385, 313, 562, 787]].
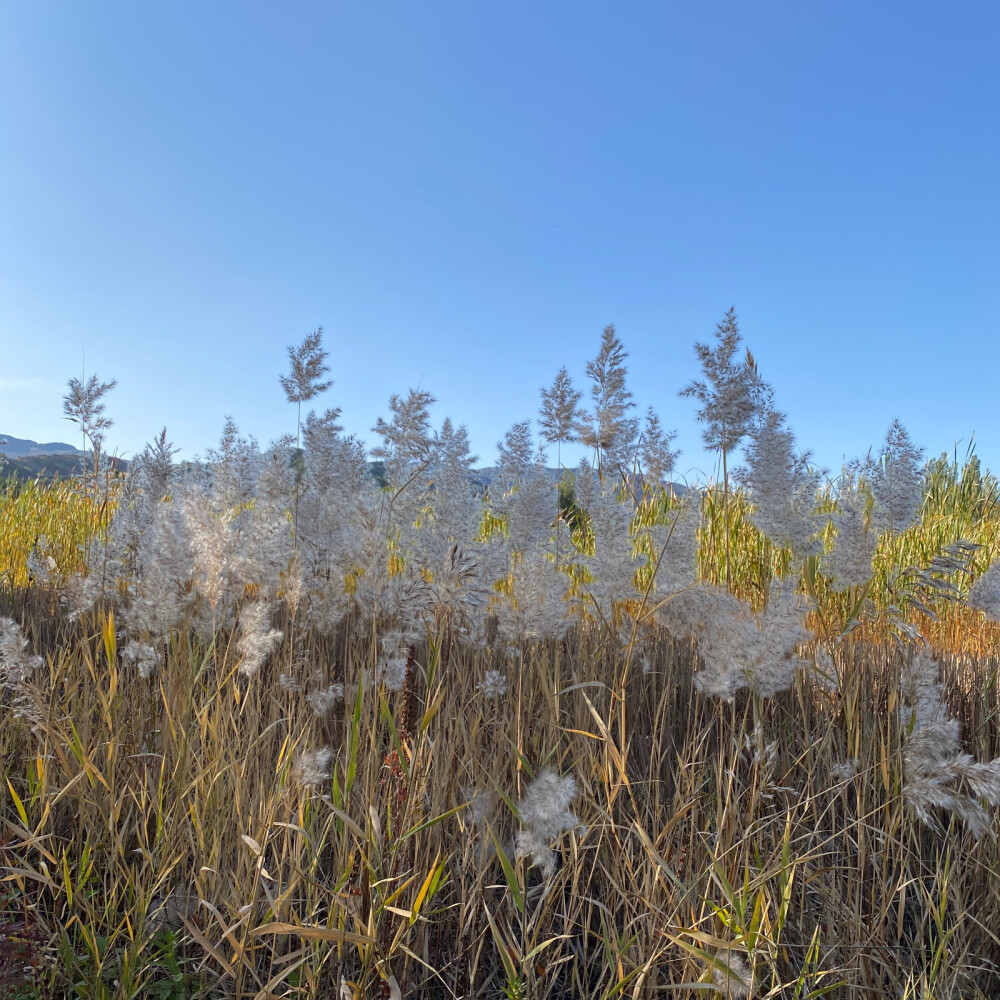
[[869, 420, 924, 536], [242, 446, 296, 600], [207, 418, 262, 512], [0, 617, 42, 689], [236, 601, 283, 679], [899, 649, 1000, 838], [377, 632, 410, 691], [707, 949, 753, 998], [968, 559, 1000, 621], [279, 329, 333, 426], [378, 655, 408, 692], [122, 640, 159, 680], [539, 366, 583, 463], [292, 747, 334, 789], [693, 578, 812, 700], [418, 532, 492, 627], [182, 489, 240, 616], [640, 406, 680, 489], [297, 420, 370, 626], [306, 684, 345, 717], [648, 497, 702, 634], [502, 460, 558, 557], [429, 418, 482, 542], [0, 618, 44, 731], [372, 388, 436, 494], [742, 410, 823, 557], [824, 480, 878, 592], [477, 669, 508, 698], [581, 481, 640, 622], [126, 497, 190, 642], [513, 768, 579, 879], [495, 420, 537, 488], [494, 550, 571, 642], [62, 372, 116, 491], [539, 367, 582, 447], [62, 571, 107, 621], [26, 539, 58, 586], [680, 307, 770, 460], [578, 324, 639, 476], [134, 427, 178, 505]]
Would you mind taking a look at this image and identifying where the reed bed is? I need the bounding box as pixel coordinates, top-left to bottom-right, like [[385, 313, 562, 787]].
[[3, 485, 1000, 999], [4, 321, 1000, 999], [0, 475, 109, 590]]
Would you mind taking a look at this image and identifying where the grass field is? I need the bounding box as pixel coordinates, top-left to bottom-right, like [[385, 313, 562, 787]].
[[3, 442, 1000, 1000]]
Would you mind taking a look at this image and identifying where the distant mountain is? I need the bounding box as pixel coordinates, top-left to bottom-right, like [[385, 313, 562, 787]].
[[0, 434, 83, 458], [469, 466, 566, 491], [1, 435, 129, 483]]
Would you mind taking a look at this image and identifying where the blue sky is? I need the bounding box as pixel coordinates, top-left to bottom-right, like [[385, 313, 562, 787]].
[[2, 1, 997, 482]]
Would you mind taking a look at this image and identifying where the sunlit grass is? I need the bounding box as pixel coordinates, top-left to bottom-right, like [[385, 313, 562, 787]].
[[3, 460, 1000, 998]]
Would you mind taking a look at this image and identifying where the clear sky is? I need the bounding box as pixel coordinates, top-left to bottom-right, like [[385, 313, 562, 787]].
[[2, 1, 998, 482]]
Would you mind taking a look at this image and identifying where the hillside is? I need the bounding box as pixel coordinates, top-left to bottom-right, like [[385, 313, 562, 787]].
[[1, 436, 128, 482], [0, 433, 83, 458]]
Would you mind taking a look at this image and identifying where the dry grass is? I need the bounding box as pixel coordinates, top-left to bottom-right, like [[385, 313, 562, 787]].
[[3, 470, 1000, 999]]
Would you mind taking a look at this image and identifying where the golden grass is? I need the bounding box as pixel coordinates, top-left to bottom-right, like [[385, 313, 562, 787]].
[[3, 599, 1000, 998], [0, 476, 111, 589]]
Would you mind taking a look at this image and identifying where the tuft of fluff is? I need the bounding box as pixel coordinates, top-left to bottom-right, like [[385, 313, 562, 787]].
[[503, 463, 559, 557], [900, 649, 1000, 838], [306, 684, 345, 717], [206, 418, 262, 511], [125, 498, 191, 643], [578, 324, 640, 475], [868, 420, 924, 536], [968, 560, 1000, 622], [494, 550, 571, 642], [26, 537, 58, 585], [581, 482, 640, 622], [477, 670, 508, 698], [371, 388, 436, 503], [539, 366, 583, 452], [648, 497, 702, 631], [236, 602, 283, 678], [182, 489, 240, 614], [416, 533, 492, 629], [707, 949, 753, 998], [513, 768, 579, 879], [680, 307, 770, 459], [742, 411, 823, 557], [292, 747, 334, 789], [0, 618, 42, 688], [378, 656, 408, 692], [0, 618, 44, 730], [122, 640, 159, 680], [377, 633, 409, 691], [824, 482, 878, 592], [640, 406, 680, 488], [693, 579, 813, 700]]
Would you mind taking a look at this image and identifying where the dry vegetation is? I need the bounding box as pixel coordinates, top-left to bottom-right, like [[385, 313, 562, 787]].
[[4, 319, 1000, 999]]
